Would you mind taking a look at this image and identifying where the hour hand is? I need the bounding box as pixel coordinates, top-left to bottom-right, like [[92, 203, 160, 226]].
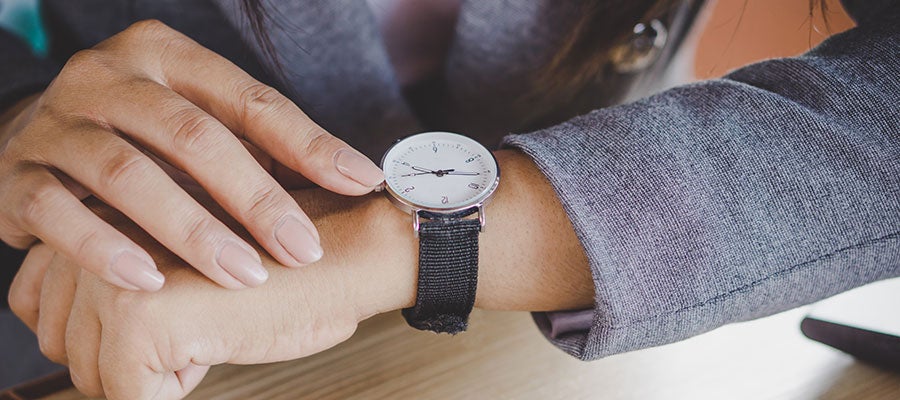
[[411, 166, 436, 173], [401, 171, 433, 177]]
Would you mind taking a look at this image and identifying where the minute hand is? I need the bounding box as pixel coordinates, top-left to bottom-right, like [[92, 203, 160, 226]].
[[443, 171, 480, 176]]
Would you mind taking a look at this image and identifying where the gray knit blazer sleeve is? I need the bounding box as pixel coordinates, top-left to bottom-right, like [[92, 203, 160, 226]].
[[502, 2, 900, 360]]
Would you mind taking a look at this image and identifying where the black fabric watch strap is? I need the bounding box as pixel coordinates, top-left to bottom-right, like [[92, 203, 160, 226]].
[[402, 213, 481, 334]]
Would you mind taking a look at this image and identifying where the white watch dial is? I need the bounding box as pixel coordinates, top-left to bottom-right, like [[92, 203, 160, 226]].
[[382, 132, 500, 211]]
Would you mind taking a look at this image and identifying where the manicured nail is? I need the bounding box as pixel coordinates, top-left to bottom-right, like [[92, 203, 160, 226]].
[[110, 251, 165, 291], [217, 242, 268, 287], [334, 149, 385, 187], [275, 215, 324, 265]]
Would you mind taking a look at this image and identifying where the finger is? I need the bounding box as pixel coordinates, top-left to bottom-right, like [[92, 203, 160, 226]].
[[243, 140, 314, 189], [8, 165, 165, 292], [100, 331, 208, 400], [101, 82, 322, 267], [43, 129, 267, 289], [66, 290, 104, 398], [8, 243, 54, 331], [134, 25, 384, 193], [175, 363, 210, 397], [36, 252, 79, 365]]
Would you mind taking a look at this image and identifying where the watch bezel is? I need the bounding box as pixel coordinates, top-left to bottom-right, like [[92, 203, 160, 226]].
[[380, 131, 501, 216]]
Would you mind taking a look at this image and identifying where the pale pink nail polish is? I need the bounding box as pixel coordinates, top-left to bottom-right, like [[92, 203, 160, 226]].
[[276, 215, 324, 265], [217, 242, 268, 287], [334, 149, 385, 187], [110, 251, 165, 291]]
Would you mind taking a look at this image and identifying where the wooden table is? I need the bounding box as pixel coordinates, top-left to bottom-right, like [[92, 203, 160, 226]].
[[10, 306, 892, 399]]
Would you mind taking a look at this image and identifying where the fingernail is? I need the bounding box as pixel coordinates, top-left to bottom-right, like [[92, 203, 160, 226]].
[[110, 251, 165, 291], [217, 242, 268, 287], [334, 149, 384, 187], [275, 215, 324, 265]]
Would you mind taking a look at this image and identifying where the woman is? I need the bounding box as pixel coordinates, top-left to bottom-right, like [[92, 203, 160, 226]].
[[2, 0, 898, 398]]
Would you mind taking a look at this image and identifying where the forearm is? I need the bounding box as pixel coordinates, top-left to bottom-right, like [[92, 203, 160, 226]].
[[472, 150, 593, 311], [92, 149, 592, 326], [273, 149, 593, 322]]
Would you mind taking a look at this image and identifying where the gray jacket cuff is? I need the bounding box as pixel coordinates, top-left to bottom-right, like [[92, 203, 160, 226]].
[[500, 3, 900, 360]]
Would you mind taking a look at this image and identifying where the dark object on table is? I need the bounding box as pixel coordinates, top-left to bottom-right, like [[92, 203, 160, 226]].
[[800, 279, 900, 373], [0, 370, 72, 400], [802, 317, 900, 372]]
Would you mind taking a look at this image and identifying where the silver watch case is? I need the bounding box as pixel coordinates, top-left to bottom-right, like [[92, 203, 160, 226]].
[[378, 132, 501, 236]]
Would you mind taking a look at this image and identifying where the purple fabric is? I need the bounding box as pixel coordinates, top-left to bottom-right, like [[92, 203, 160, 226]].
[[533, 309, 594, 339]]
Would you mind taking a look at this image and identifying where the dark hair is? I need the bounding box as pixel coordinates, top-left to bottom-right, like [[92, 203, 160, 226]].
[[239, 0, 830, 92], [237, 0, 283, 78], [536, 0, 680, 96]]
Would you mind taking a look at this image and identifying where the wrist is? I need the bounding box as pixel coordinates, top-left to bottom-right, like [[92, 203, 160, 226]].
[[475, 149, 594, 311], [354, 193, 418, 320], [340, 148, 594, 321], [290, 190, 417, 323]]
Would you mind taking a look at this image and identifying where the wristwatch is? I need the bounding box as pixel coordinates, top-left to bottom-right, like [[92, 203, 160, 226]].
[[379, 131, 500, 334]]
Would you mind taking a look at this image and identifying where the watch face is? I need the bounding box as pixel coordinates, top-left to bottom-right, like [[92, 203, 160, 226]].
[[382, 131, 500, 212]]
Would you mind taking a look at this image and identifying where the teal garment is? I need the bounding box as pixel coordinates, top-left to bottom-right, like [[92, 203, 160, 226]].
[[0, 0, 46, 55]]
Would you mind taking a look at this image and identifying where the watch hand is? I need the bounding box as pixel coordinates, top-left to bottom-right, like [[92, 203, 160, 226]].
[[402, 168, 472, 177], [409, 167, 458, 177], [443, 171, 480, 176]]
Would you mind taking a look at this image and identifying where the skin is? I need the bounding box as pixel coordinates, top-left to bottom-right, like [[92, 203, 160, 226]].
[[0, 20, 386, 293], [8, 150, 594, 399]]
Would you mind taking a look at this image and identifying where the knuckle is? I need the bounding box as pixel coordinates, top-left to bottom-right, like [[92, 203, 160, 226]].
[[71, 376, 104, 399], [98, 149, 153, 192], [164, 337, 197, 372], [37, 329, 67, 364], [244, 183, 286, 223], [0, 131, 34, 164], [298, 127, 337, 158], [63, 49, 107, 74], [18, 183, 63, 229], [0, 215, 36, 248], [122, 19, 173, 42], [1, 232, 36, 249], [238, 83, 288, 126], [181, 213, 217, 249], [168, 108, 222, 155], [72, 230, 101, 264], [7, 287, 31, 321]]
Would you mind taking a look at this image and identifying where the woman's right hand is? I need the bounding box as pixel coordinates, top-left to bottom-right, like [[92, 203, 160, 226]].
[[0, 20, 385, 291]]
